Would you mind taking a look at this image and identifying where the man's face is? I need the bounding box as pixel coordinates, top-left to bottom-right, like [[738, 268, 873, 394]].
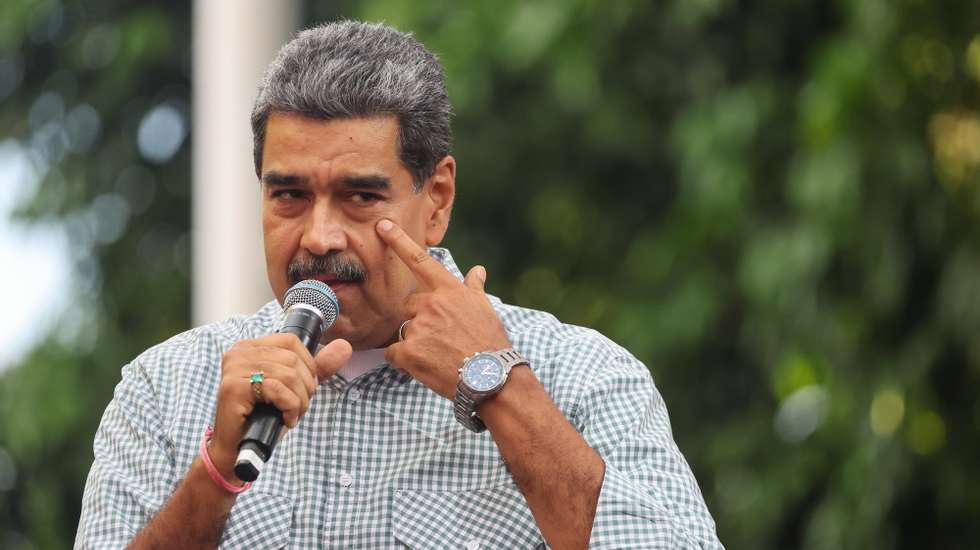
[[260, 112, 454, 350]]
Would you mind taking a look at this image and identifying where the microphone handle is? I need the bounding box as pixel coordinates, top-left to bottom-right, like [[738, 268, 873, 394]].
[[234, 306, 323, 482]]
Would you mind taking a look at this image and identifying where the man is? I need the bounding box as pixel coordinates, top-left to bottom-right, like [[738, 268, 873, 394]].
[[76, 21, 723, 549]]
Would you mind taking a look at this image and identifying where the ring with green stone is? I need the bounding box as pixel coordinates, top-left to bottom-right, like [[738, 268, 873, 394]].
[[250, 371, 265, 402]]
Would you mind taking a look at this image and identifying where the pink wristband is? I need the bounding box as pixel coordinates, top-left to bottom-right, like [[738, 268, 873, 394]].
[[200, 425, 252, 494]]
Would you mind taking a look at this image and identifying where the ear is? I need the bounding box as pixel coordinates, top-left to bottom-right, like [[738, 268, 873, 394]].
[[423, 155, 456, 246]]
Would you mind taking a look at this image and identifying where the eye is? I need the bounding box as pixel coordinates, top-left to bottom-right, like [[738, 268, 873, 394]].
[[349, 191, 383, 204], [270, 189, 306, 201]]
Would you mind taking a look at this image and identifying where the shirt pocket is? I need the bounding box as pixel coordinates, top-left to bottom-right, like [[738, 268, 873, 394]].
[[219, 490, 293, 549], [392, 483, 545, 549]]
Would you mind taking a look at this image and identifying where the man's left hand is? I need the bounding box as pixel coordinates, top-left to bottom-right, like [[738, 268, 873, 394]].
[[377, 218, 512, 400]]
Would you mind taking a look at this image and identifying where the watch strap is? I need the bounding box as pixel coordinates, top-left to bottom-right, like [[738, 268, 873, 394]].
[[453, 389, 487, 432], [494, 348, 527, 371]]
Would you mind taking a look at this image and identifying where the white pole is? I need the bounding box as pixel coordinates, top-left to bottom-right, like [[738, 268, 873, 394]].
[[192, 0, 300, 325]]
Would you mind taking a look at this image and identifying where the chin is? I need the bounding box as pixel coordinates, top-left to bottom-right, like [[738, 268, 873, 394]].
[[319, 318, 365, 349]]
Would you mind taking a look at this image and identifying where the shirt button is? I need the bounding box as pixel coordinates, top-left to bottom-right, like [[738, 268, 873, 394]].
[[349, 388, 361, 402], [338, 472, 354, 487], [465, 539, 481, 550]]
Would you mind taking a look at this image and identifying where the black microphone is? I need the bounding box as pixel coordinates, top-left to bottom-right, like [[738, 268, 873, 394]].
[[233, 279, 340, 482]]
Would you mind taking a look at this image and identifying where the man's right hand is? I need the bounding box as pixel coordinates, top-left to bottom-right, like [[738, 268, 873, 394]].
[[208, 335, 353, 485]]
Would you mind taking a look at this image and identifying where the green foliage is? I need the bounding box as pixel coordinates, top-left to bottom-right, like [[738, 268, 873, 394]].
[[2, 0, 979, 548], [0, 1, 190, 548]]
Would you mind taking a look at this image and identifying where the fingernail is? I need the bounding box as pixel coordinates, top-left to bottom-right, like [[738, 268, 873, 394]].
[[378, 219, 393, 232], [477, 265, 487, 283]]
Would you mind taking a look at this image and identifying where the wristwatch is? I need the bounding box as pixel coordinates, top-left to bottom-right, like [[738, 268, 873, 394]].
[[454, 348, 529, 432]]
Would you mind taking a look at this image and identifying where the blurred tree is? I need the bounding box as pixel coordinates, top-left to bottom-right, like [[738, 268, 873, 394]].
[[0, 1, 192, 548], [1, 0, 979, 548]]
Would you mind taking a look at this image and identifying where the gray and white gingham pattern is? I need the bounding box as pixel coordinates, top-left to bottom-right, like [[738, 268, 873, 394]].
[[75, 248, 723, 549]]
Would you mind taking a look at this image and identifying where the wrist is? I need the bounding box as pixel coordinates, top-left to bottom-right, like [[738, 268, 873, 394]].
[[208, 442, 245, 486], [200, 426, 251, 493], [477, 365, 538, 427], [454, 348, 530, 432]]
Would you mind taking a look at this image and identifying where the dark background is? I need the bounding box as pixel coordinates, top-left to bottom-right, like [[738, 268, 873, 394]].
[[2, 0, 979, 548]]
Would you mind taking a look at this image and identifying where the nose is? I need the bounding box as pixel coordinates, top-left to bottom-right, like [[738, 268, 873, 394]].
[[299, 199, 347, 256]]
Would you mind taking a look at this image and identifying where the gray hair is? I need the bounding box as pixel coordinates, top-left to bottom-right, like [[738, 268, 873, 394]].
[[251, 21, 452, 190]]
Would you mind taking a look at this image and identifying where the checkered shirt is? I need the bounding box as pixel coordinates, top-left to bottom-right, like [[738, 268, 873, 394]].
[[75, 248, 723, 549]]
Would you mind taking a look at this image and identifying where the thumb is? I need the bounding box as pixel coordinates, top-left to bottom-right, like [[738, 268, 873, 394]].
[[314, 338, 353, 382], [464, 265, 487, 291]]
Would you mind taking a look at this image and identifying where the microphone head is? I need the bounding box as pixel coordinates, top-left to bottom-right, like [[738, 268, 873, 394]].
[[282, 280, 340, 331]]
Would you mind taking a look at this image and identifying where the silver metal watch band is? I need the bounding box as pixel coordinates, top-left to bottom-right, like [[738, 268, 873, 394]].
[[494, 348, 526, 370], [453, 389, 486, 432]]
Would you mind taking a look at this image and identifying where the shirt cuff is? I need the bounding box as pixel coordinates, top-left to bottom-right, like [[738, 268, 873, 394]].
[[588, 464, 711, 549]]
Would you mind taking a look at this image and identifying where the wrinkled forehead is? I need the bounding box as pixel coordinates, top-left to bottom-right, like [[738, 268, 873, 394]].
[[261, 112, 407, 182]]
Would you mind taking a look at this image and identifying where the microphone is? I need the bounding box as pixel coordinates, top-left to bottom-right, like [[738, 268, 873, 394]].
[[233, 279, 340, 482]]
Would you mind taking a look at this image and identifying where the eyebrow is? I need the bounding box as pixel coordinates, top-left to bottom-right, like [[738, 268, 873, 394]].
[[262, 171, 307, 187], [337, 174, 391, 191], [261, 171, 391, 191]]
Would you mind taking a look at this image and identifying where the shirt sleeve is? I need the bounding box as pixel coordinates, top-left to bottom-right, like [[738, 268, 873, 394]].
[[74, 358, 177, 549], [569, 345, 724, 549]]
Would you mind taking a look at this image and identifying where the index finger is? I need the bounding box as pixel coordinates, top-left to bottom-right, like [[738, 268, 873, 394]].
[[376, 219, 458, 289]]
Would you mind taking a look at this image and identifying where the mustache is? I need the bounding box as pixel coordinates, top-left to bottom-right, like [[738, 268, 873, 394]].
[[287, 252, 367, 285]]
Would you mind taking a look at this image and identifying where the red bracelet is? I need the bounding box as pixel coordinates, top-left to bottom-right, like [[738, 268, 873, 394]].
[[200, 426, 252, 494]]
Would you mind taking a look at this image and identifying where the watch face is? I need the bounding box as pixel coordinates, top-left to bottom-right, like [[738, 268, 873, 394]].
[[462, 354, 505, 391]]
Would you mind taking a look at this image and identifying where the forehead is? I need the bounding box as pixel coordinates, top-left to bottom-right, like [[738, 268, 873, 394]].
[[262, 112, 406, 183]]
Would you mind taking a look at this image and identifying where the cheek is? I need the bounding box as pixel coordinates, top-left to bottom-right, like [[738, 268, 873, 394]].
[[382, 249, 419, 293], [263, 222, 294, 258], [263, 218, 305, 280], [346, 232, 390, 292]]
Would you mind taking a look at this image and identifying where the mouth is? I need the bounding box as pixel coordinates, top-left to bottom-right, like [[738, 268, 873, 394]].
[[311, 274, 360, 292]]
